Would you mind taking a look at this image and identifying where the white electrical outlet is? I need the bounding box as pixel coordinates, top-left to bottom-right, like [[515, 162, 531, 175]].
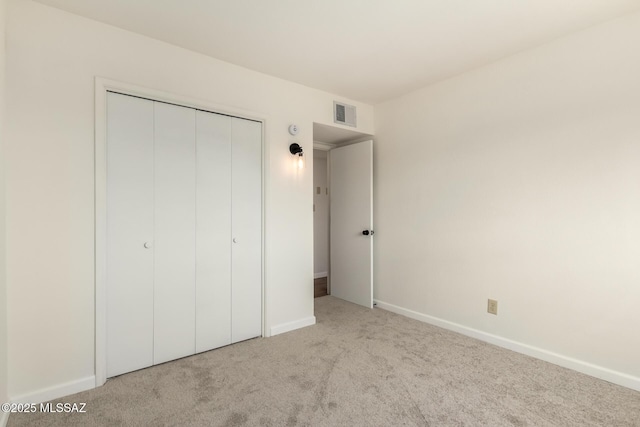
[[487, 299, 498, 315]]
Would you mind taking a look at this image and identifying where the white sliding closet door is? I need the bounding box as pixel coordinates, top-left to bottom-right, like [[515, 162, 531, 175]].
[[196, 111, 232, 352], [231, 119, 262, 342], [153, 103, 197, 364], [106, 93, 155, 377]]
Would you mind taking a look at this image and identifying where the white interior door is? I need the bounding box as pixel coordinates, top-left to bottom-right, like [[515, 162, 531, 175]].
[[153, 102, 197, 364], [195, 111, 232, 352], [106, 93, 155, 377], [231, 118, 262, 342], [330, 140, 373, 308]]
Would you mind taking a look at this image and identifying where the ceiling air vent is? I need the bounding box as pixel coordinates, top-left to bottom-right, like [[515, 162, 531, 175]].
[[334, 101, 357, 127]]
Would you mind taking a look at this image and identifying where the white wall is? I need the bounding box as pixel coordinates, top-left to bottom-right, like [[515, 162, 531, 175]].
[[4, 0, 373, 400], [0, 0, 8, 415], [313, 150, 329, 278], [374, 11, 640, 389]]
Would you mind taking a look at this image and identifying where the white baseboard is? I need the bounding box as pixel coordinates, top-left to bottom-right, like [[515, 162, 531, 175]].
[[314, 272, 328, 279], [374, 299, 640, 392], [10, 376, 95, 405], [270, 316, 316, 336], [1, 411, 9, 427]]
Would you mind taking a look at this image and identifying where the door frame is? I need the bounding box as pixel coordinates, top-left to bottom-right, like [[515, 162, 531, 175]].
[[94, 77, 268, 387], [312, 139, 374, 300]]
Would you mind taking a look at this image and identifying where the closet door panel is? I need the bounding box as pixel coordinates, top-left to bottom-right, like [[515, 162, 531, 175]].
[[153, 102, 197, 364], [231, 118, 262, 342], [195, 111, 232, 352], [106, 93, 155, 377]]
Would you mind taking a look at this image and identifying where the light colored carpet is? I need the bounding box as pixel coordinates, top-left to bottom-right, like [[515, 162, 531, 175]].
[[8, 296, 640, 426]]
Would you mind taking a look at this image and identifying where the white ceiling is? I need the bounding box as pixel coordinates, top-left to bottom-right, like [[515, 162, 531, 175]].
[[34, 0, 640, 104]]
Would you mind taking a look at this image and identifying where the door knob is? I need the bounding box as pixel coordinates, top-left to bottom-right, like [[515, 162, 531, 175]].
[[144, 242, 152, 249], [233, 238, 237, 243], [362, 230, 370, 236]]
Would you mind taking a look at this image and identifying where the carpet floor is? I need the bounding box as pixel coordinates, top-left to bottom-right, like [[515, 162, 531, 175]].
[[8, 296, 640, 426]]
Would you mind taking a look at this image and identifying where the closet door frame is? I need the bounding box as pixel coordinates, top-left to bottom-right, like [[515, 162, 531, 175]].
[[95, 78, 267, 387]]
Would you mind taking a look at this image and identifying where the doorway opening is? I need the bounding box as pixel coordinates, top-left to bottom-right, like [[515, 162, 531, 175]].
[[312, 122, 373, 302], [313, 148, 329, 298]]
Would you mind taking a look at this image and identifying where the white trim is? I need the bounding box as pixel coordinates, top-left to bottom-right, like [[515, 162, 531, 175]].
[[94, 78, 108, 387], [314, 272, 328, 279], [261, 115, 270, 338], [95, 77, 268, 385], [374, 299, 640, 392], [261, 106, 269, 339], [270, 316, 316, 336], [1, 411, 9, 427], [10, 376, 95, 405]]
